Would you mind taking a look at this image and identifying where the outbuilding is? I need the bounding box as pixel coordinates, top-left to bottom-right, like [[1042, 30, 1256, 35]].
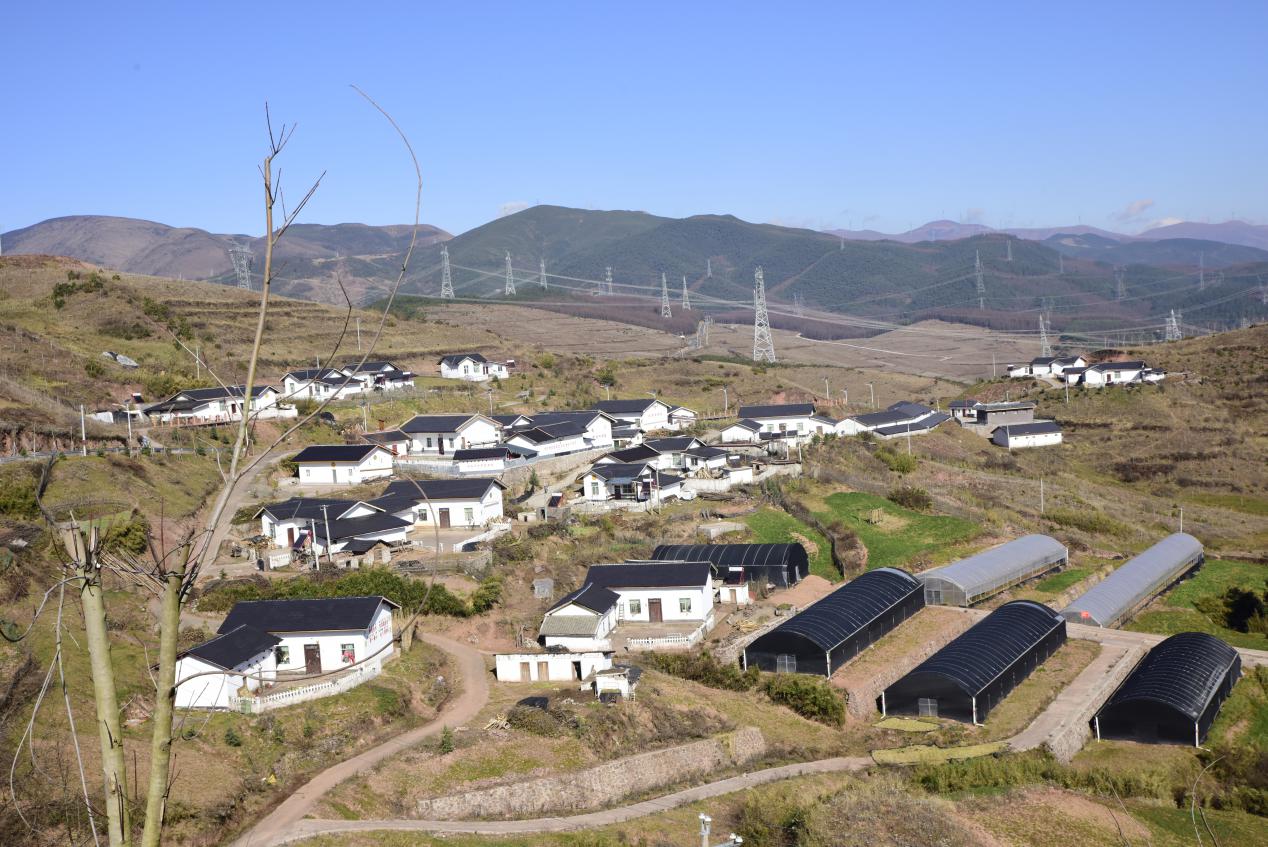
[[1093, 632, 1240, 746], [650, 543, 808, 589], [1062, 533, 1204, 628], [744, 568, 924, 676], [991, 420, 1063, 449], [918, 534, 1067, 606], [880, 600, 1067, 723], [174, 625, 281, 709], [291, 444, 395, 485], [538, 584, 620, 650]]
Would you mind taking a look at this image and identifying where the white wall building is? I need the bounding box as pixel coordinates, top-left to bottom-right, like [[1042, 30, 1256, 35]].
[[144, 385, 294, 425], [579, 462, 686, 505], [291, 444, 395, 485], [174, 625, 280, 709], [494, 650, 613, 683], [400, 414, 502, 456], [378, 477, 505, 528], [591, 398, 676, 432], [438, 353, 511, 381], [585, 561, 714, 624], [991, 420, 1064, 449], [736, 403, 833, 444], [538, 584, 621, 650]]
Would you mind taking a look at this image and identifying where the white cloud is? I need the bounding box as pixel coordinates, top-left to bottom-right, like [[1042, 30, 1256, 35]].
[[1136, 216, 1185, 233], [1113, 199, 1155, 222], [962, 208, 986, 224], [497, 201, 531, 218]]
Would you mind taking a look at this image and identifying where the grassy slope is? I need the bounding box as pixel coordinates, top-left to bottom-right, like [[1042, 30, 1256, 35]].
[[742, 508, 838, 581], [1127, 559, 1268, 650], [810, 490, 979, 572]]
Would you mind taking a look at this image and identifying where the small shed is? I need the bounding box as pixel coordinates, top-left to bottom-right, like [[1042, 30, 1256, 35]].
[[1061, 533, 1204, 627], [918, 535, 1067, 606], [532, 578, 555, 600], [744, 568, 924, 677], [991, 421, 1063, 449], [1093, 632, 1240, 746], [649, 543, 808, 588], [880, 600, 1067, 724]]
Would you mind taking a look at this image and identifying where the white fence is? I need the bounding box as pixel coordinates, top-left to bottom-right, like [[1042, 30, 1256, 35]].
[[625, 612, 715, 652], [231, 660, 381, 714]]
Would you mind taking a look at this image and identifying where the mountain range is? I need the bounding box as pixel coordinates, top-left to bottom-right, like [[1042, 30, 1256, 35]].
[[825, 218, 1268, 249], [5, 210, 1267, 336]]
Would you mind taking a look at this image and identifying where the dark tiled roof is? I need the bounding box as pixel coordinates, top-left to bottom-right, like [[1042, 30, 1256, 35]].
[[507, 420, 588, 444], [591, 399, 662, 415], [383, 477, 504, 500], [315, 512, 411, 543], [585, 462, 654, 481], [255, 497, 354, 522], [738, 403, 817, 418], [604, 445, 661, 463], [452, 447, 515, 460], [184, 625, 280, 670], [643, 437, 700, 452], [342, 361, 395, 373], [1089, 360, 1147, 372], [726, 419, 762, 431], [584, 561, 711, 589], [400, 414, 485, 433], [547, 583, 620, 615], [873, 412, 950, 437], [994, 421, 1061, 437], [439, 353, 489, 367], [291, 444, 385, 463], [218, 596, 399, 635], [362, 429, 410, 445]]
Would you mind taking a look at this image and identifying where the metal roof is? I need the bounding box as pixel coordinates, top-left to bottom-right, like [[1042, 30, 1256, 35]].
[[219, 596, 399, 635], [383, 477, 503, 500], [547, 583, 619, 615], [900, 600, 1065, 697], [585, 561, 711, 589], [184, 625, 280, 670], [738, 403, 817, 419], [650, 543, 809, 574], [919, 535, 1066, 598], [400, 414, 487, 433], [591, 398, 663, 415], [751, 568, 921, 652], [1099, 632, 1239, 722], [1061, 533, 1203, 627], [291, 444, 385, 463], [994, 421, 1061, 437], [873, 412, 949, 437]]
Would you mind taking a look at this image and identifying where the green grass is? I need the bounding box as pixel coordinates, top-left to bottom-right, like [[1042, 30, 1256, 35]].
[[1208, 666, 1268, 748], [1034, 568, 1091, 594], [743, 508, 838, 582], [1182, 491, 1268, 516], [872, 741, 1005, 765], [811, 491, 979, 571], [1126, 559, 1268, 650]]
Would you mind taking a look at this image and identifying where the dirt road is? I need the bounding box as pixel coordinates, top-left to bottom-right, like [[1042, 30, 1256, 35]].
[[227, 631, 490, 847]]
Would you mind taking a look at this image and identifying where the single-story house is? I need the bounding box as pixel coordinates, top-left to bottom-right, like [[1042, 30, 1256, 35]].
[[538, 584, 621, 650], [504, 420, 591, 457], [361, 429, 412, 456], [1007, 356, 1087, 379], [718, 418, 763, 444], [438, 353, 511, 381], [595, 436, 725, 472], [1072, 361, 1166, 387], [991, 420, 1063, 449], [590, 398, 676, 432], [511, 410, 616, 450], [667, 405, 698, 429], [379, 477, 505, 528], [291, 444, 395, 485], [451, 446, 530, 473], [584, 561, 714, 623], [311, 510, 413, 556], [955, 401, 1036, 434], [174, 625, 280, 709], [340, 361, 414, 392], [144, 385, 290, 425], [399, 413, 501, 456], [494, 650, 613, 683], [281, 367, 360, 401], [256, 496, 371, 548], [837, 402, 943, 437], [217, 596, 398, 677], [736, 403, 834, 443], [578, 462, 686, 505]]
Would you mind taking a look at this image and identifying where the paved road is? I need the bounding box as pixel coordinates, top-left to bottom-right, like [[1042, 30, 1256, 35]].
[[271, 756, 874, 845], [228, 632, 490, 847]]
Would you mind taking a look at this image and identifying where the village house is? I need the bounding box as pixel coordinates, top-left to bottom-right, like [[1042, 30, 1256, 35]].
[[667, 405, 698, 429], [451, 446, 527, 474], [280, 367, 360, 401], [437, 353, 512, 381], [291, 444, 395, 485], [503, 419, 591, 457], [361, 429, 411, 456], [734, 403, 836, 444], [257, 497, 363, 549], [837, 402, 948, 439], [585, 561, 715, 624], [991, 420, 1064, 449], [718, 418, 763, 444], [954, 400, 1037, 435], [1067, 360, 1166, 387], [591, 398, 681, 432], [596, 437, 733, 475], [578, 462, 687, 506], [380, 477, 505, 528], [493, 649, 614, 683], [143, 385, 293, 426], [399, 413, 502, 456], [310, 507, 413, 558], [175, 596, 399, 709], [507, 410, 617, 450], [340, 361, 415, 392], [1007, 355, 1087, 379], [537, 583, 621, 650]]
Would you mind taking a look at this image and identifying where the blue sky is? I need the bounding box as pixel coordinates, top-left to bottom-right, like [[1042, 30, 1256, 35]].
[[4, 2, 1266, 237]]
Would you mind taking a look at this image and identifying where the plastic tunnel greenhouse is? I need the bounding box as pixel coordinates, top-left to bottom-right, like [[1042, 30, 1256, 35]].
[[918, 534, 1067, 606], [1061, 533, 1204, 628], [650, 543, 807, 588]]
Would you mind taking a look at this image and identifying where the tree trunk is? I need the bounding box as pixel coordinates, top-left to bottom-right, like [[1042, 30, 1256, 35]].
[[73, 532, 131, 847], [140, 564, 183, 847]]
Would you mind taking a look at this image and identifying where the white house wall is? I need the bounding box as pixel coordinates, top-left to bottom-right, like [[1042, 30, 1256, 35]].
[[273, 605, 394, 674], [408, 419, 501, 455], [494, 651, 612, 682], [615, 585, 712, 622], [174, 651, 275, 709], [411, 488, 504, 528], [297, 451, 394, 485]]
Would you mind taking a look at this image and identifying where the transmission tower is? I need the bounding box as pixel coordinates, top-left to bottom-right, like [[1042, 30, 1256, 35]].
[[681, 275, 692, 310], [1041, 296, 1055, 320], [229, 247, 253, 290], [1164, 309, 1183, 342], [504, 251, 516, 296], [1038, 315, 1053, 357], [974, 250, 985, 309], [660, 273, 672, 318], [792, 292, 805, 316], [752, 267, 776, 363], [1259, 278, 1268, 305], [539, 258, 548, 289], [1198, 252, 1206, 291], [706, 258, 712, 278], [439, 244, 454, 299], [603, 266, 613, 296], [1114, 266, 1126, 301], [1006, 238, 1013, 262]]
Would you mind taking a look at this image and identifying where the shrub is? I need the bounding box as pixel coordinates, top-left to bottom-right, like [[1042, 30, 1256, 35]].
[[1044, 508, 1129, 537], [0, 467, 40, 519], [875, 446, 917, 475], [469, 575, 503, 614], [438, 726, 454, 754], [645, 650, 759, 691], [103, 514, 151, 555], [84, 358, 106, 379], [223, 727, 242, 747], [759, 674, 845, 725], [888, 485, 932, 511], [507, 704, 566, 737]]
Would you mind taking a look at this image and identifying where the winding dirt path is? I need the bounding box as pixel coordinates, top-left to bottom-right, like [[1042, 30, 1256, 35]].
[[228, 631, 490, 847]]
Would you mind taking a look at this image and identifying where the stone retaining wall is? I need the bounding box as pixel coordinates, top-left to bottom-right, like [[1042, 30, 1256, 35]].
[[414, 727, 765, 820], [844, 611, 976, 719], [1042, 645, 1144, 763]]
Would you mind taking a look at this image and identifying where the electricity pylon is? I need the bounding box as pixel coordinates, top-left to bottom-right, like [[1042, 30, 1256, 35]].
[[753, 267, 776, 363], [681, 275, 691, 310], [974, 250, 985, 309], [1039, 315, 1053, 358], [1164, 309, 1183, 342], [229, 247, 253, 290], [660, 273, 672, 318], [1114, 266, 1126, 301], [504, 251, 516, 295], [539, 258, 547, 289], [603, 266, 613, 296], [439, 244, 454, 299]]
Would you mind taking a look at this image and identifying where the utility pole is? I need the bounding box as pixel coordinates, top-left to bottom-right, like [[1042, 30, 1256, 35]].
[[124, 404, 133, 456], [195, 344, 201, 379], [841, 387, 848, 406], [706, 258, 712, 278], [867, 382, 875, 408], [992, 352, 996, 377], [1040, 478, 1045, 514], [539, 257, 548, 289], [356, 316, 362, 351], [439, 243, 454, 299], [681, 275, 692, 310], [504, 251, 516, 296], [722, 387, 728, 415], [660, 273, 672, 318], [1114, 266, 1126, 301], [823, 377, 830, 400], [320, 505, 334, 566], [603, 266, 613, 296], [362, 402, 369, 432], [1179, 507, 1184, 533], [80, 404, 87, 456], [752, 267, 776, 363], [975, 250, 985, 310]]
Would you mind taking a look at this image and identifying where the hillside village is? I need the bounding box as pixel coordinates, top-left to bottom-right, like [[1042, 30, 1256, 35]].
[[1, 255, 1265, 847]]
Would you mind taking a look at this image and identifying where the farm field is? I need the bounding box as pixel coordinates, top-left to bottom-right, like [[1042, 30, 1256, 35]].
[[742, 507, 838, 581], [804, 489, 980, 572]]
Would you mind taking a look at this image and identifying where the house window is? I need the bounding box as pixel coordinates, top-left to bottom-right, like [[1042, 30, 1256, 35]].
[[418, 508, 428, 522], [447, 438, 455, 447], [275, 646, 290, 665], [463, 507, 474, 523], [679, 597, 692, 614], [341, 644, 355, 664], [426, 437, 433, 448], [590, 481, 600, 497], [776, 654, 796, 673], [628, 599, 642, 615]]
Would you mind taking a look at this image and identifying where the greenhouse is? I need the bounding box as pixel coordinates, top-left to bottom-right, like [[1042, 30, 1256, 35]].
[[649, 543, 808, 588], [880, 600, 1067, 723], [918, 534, 1067, 606], [1061, 533, 1204, 628], [1094, 632, 1240, 746], [744, 568, 924, 677]]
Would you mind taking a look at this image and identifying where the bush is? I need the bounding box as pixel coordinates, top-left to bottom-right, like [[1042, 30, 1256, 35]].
[[759, 675, 845, 725], [196, 567, 475, 617], [1045, 508, 1129, 537], [875, 446, 917, 475], [223, 727, 242, 747], [469, 575, 503, 614], [103, 514, 151, 555], [438, 726, 454, 754], [506, 704, 566, 737], [645, 650, 759, 691], [888, 485, 932, 511], [0, 467, 40, 518], [84, 358, 106, 379]]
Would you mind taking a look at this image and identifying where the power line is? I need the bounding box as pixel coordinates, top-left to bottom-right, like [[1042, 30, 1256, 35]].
[[753, 266, 776, 363]]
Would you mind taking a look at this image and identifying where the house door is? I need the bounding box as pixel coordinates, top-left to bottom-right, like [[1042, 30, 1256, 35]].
[[438, 508, 451, 528], [304, 644, 322, 675], [438, 437, 445, 455], [287, 527, 295, 546], [537, 661, 549, 680], [648, 598, 663, 623]]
